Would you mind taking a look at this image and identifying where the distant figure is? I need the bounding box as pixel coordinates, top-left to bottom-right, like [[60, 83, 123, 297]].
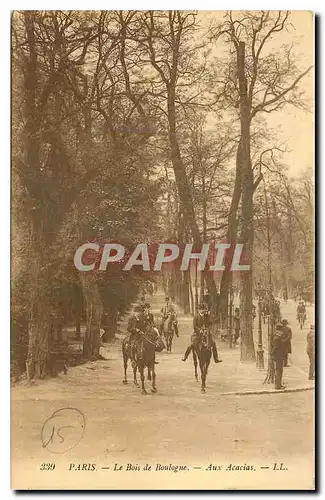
[[143, 302, 154, 327], [283, 286, 288, 303], [297, 300, 306, 319], [160, 296, 179, 337], [307, 325, 315, 380], [281, 319, 292, 367], [271, 323, 288, 390]]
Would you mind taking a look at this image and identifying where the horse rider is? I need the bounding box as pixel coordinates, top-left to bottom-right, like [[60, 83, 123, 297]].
[[142, 302, 160, 364], [143, 302, 155, 326], [297, 300, 306, 321], [127, 305, 147, 357], [160, 296, 179, 337], [281, 319, 292, 367], [182, 302, 222, 363]]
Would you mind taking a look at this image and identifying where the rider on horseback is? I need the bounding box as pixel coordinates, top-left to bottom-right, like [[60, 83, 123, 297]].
[[143, 302, 155, 326], [182, 302, 222, 363], [297, 300, 306, 321], [127, 305, 146, 359], [160, 296, 179, 337]]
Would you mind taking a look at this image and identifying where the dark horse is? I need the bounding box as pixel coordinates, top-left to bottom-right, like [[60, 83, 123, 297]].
[[161, 313, 176, 353], [122, 325, 165, 394], [192, 328, 212, 393]]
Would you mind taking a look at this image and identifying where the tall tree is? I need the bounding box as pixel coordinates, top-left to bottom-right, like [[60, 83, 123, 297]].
[[214, 10, 312, 360]]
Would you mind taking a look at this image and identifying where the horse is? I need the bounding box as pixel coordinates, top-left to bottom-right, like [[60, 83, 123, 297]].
[[192, 328, 212, 393], [161, 313, 176, 353], [122, 329, 153, 385], [122, 325, 165, 394]]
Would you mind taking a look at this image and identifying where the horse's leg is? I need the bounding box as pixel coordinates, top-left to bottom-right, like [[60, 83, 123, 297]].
[[166, 332, 170, 353], [122, 349, 128, 384], [202, 361, 208, 392], [151, 362, 157, 393], [199, 357, 205, 393], [203, 354, 211, 390], [169, 327, 174, 352], [164, 333, 167, 352], [133, 364, 139, 387], [148, 367, 152, 381], [192, 350, 198, 381], [139, 365, 147, 395]]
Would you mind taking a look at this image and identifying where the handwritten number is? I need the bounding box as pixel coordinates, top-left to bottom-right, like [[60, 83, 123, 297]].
[[42, 424, 55, 448]]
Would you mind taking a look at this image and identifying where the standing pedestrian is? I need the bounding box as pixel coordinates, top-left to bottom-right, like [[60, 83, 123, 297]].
[[271, 323, 288, 390], [307, 325, 315, 380], [281, 319, 292, 367]]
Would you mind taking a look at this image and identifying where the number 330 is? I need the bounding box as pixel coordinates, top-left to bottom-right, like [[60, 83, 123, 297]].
[[40, 463, 56, 470]]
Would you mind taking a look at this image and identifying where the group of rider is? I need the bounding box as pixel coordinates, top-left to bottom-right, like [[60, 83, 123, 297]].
[[126, 296, 222, 364], [126, 293, 308, 375]]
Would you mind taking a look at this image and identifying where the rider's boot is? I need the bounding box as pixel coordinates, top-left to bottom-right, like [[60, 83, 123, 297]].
[[212, 342, 222, 363], [174, 323, 179, 337], [182, 345, 192, 362]]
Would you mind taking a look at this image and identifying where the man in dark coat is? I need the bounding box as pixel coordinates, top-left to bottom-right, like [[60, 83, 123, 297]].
[[143, 302, 155, 327], [127, 305, 146, 344], [281, 319, 292, 367], [182, 303, 222, 363], [271, 323, 288, 390], [307, 325, 315, 380]]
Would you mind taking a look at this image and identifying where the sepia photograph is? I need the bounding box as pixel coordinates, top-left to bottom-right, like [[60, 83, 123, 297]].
[[11, 10, 314, 490]]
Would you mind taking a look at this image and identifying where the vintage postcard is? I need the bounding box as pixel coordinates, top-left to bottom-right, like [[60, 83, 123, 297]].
[[11, 10, 315, 490]]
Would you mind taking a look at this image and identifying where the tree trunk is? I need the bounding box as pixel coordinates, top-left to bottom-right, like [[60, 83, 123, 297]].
[[237, 41, 255, 362], [219, 142, 242, 322], [80, 273, 103, 359], [167, 79, 201, 246], [264, 183, 275, 383], [75, 314, 81, 339], [182, 270, 191, 314], [26, 251, 53, 381]]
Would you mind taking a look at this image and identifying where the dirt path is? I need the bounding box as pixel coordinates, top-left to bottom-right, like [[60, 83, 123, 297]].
[[11, 292, 314, 490]]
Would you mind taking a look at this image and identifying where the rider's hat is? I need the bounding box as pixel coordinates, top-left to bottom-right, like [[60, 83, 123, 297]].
[[144, 302, 150, 308], [281, 319, 289, 325], [276, 323, 283, 330], [134, 305, 142, 313], [165, 296, 169, 301]]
